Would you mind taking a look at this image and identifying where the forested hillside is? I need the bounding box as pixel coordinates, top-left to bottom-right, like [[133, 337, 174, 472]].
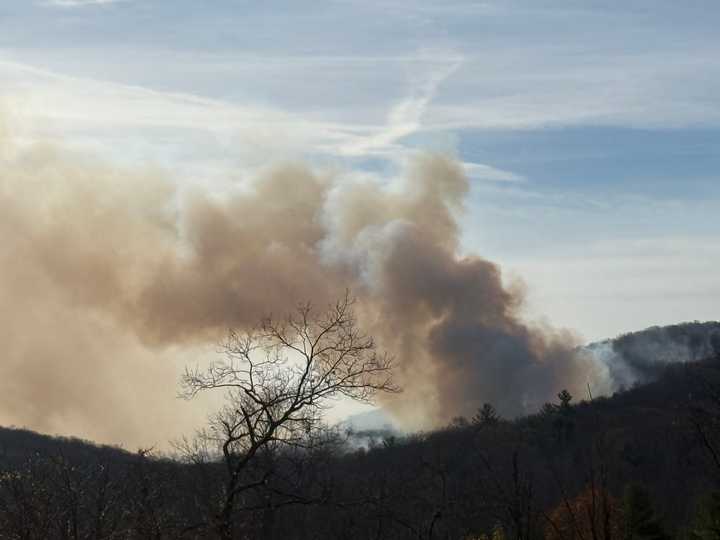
[[2, 324, 720, 539]]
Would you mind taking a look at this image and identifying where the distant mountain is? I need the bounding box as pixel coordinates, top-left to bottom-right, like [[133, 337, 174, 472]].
[[338, 408, 401, 448], [584, 320, 720, 391], [342, 408, 399, 432]]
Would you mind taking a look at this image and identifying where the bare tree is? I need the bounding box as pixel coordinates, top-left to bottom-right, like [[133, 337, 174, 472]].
[[180, 292, 398, 538]]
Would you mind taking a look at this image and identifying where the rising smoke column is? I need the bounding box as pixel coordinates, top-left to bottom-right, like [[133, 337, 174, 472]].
[[0, 123, 596, 445], [320, 157, 593, 424]]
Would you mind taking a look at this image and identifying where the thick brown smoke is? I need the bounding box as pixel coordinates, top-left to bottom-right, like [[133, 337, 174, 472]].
[[0, 124, 596, 446]]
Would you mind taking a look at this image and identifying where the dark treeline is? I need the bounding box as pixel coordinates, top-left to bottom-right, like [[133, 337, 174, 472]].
[[2, 354, 720, 539], [3, 314, 720, 540]]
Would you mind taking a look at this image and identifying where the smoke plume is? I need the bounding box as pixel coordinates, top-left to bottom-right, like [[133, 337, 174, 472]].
[[0, 123, 597, 446]]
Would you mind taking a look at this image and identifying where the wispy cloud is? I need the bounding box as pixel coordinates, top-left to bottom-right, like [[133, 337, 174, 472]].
[[339, 56, 463, 157], [1, 55, 520, 184], [463, 162, 524, 182]]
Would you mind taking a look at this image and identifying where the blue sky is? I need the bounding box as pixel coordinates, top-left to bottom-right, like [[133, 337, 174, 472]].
[[2, 0, 719, 341]]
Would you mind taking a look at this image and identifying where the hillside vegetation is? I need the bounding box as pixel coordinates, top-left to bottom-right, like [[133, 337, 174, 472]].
[[2, 323, 720, 539]]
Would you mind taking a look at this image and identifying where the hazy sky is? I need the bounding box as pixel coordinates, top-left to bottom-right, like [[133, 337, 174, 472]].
[[2, 0, 718, 343]]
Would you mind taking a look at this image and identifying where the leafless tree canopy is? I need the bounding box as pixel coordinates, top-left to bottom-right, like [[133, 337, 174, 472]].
[[178, 293, 397, 536], [182, 292, 396, 450]]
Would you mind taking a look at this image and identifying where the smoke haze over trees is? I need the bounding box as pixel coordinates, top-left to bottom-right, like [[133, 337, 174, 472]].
[[4, 117, 720, 537], [0, 330, 719, 538], [0, 120, 601, 446]]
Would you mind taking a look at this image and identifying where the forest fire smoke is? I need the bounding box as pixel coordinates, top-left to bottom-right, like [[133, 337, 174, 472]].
[[0, 126, 597, 444]]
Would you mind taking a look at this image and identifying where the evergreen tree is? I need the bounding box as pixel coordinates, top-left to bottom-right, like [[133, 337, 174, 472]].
[[473, 403, 500, 427], [554, 390, 574, 442], [558, 390, 573, 411]]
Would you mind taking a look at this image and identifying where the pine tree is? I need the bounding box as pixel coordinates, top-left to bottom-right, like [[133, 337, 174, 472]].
[[558, 389, 573, 411], [554, 390, 574, 442], [473, 403, 500, 427]]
